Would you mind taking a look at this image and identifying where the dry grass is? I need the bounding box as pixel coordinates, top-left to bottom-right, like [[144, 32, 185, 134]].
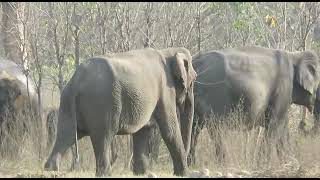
[[0, 102, 320, 178]]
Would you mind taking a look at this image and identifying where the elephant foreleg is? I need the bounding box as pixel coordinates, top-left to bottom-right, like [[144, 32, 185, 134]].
[[132, 126, 152, 175], [275, 121, 292, 164], [260, 99, 291, 168], [155, 101, 188, 176]]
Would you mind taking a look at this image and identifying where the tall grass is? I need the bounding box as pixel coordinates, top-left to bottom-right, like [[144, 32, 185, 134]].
[[0, 105, 44, 169], [0, 102, 320, 177]]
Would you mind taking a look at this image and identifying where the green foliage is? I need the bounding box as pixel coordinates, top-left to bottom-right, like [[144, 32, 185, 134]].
[[232, 2, 255, 31], [41, 55, 75, 86], [1, 2, 319, 97]]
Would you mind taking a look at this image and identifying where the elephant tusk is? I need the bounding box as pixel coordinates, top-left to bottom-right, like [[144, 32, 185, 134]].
[[196, 66, 212, 77], [194, 80, 226, 86]]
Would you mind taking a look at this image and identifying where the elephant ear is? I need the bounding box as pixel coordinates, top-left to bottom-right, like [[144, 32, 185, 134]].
[[172, 52, 188, 91], [296, 61, 319, 95]]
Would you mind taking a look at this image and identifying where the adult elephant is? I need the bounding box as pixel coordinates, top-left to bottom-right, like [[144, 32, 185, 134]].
[[44, 47, 197, 177], [0, 60, 39, 147], [187, 46, 320, 166]]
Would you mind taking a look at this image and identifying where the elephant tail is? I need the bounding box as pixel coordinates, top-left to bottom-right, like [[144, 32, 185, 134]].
[[71, 93, 80, 166], [67, 66, 83, 167]]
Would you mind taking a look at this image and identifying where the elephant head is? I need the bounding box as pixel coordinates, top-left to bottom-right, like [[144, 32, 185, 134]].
[[0, 71, 22, 111], [0, 71, 22, 123], [161, 48, 197, 154], [292, 50, 320, 112]]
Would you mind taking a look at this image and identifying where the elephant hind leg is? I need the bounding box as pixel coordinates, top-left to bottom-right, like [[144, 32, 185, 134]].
[[90, 132, 112, 177], [44, 113, 79, 171], [187, 114, 206, 167], [132, 126, 152, 175]]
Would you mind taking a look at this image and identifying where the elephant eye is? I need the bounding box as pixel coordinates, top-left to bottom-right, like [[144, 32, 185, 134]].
[[189, 81, 193, 88], [308, 64, 316, 75], [184, 60, 189, 72]]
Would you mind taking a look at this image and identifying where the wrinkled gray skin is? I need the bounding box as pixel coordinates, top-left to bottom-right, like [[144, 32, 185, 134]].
[[0, 60, 39, 142], [46, 108, 118, 170], [188, 46, 320, 166], [44, 47, 197, 177]]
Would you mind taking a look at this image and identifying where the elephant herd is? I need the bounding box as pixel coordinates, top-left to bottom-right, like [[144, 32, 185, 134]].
[[0, 46, 320, 177]]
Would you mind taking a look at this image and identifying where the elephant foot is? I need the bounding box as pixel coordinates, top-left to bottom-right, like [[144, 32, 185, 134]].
[[173, 163, 188, 177], [95, 168, 111, 177], [132, 168, 147, 176], [95, 161, 111, 177], [298, 121, 308, 136], [69, 159, 81, 172], [187, 154, 196, 167], [173, 168, 187, 177], [44, 154, 61, 171], [132, 158, 148, 175]]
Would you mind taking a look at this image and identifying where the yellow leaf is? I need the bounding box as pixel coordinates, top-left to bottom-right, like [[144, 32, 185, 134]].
[[270, 17, 277, 28], [265, 15, 277, 28]]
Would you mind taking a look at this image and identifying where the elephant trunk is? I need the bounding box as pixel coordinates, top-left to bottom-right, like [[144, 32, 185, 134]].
[[179, 87, 194, 155], [313, 98, 320, 133]]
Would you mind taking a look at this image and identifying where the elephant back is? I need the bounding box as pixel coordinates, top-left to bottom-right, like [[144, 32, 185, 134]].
[[0, 60, 36, 97]]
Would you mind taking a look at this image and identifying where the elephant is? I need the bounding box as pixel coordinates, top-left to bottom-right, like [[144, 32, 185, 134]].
[[0, 60, 39, 152], [44, 47, 197, 177], [46, 108, 118, 170], [187, 46, 320, 166]]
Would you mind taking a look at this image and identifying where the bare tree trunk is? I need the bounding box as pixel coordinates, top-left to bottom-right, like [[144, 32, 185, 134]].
[[144, 2, 153, 48], [72, 4, 80, 69], [1, 2, 23, 63], [196, 2, 201, 52], [74, 32, 80, 68], [283, 2, 287, 50]]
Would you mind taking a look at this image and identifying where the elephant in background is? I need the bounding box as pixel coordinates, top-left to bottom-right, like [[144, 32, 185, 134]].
[[44, 47, 197, 177], [188, 46, 320, 166], [0, 60, 39, 150], [46, 109, 58, 148]]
